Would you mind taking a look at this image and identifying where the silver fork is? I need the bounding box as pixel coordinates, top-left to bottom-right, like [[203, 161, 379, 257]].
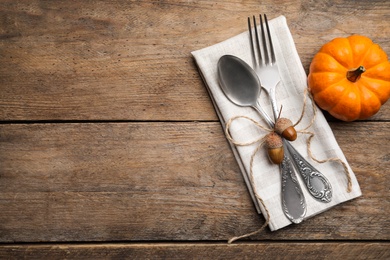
[[248, 14, 333, 203], [248, 14, 280, 119]]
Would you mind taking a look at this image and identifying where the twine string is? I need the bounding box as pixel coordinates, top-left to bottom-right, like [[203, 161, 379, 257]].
[[225, 88, 353, 243], [227, 143, 271, 243], [295, 90, 352, 192], [300, 130, 353, 193], [225, 115, 272, 146], [294, 87, 317, 130], [225, 117, 271, 244]]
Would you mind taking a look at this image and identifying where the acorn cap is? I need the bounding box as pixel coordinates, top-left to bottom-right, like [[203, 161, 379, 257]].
[[265, 132, 283, 149], [274, 118, 293, 135]]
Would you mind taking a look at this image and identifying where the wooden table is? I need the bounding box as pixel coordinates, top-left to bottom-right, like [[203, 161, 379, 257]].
[[1, 0, 389, 258]]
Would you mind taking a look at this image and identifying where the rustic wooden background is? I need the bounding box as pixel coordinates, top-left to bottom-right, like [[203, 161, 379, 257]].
[[0, 0, 389, 258]]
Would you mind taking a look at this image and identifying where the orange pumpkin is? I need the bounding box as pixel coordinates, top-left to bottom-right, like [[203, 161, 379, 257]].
[[308, 35, 390, 121]]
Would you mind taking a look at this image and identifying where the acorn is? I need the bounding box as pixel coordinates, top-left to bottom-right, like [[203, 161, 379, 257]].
[[275, 118, 297, 141], [265, 132, 284, 164]]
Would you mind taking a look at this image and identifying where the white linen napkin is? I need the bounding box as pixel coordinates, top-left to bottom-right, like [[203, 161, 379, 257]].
[[191, 15, 362, 231]]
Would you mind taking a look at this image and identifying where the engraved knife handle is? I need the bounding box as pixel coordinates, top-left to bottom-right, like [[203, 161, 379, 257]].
[[280, 146, 306, 224], [285, 141, 332, 203]]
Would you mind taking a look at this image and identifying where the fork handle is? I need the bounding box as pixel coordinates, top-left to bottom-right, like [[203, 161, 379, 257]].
[[281, 143, 306, 223], [269, 86, 280, 119], [253, 103, 306, 223]]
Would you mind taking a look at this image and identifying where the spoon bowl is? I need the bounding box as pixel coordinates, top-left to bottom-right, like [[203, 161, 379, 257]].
[[217, 55, 273, 125], [217, 55, 261, 108]]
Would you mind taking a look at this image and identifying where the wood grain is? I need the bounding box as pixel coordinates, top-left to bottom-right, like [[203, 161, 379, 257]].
[[0, 0, 389, 257], [0, 0, 389, 121], [0, 121, 388, 242], [0, 243, 389, 259]]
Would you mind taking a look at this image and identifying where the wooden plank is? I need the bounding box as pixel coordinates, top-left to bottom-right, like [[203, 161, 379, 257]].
[[0, 0, 389, 121], [0, 122, 388, 242], [0, 243, 389, 259]]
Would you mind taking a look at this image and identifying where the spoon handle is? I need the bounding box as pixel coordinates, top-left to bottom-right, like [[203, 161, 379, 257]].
[[285, 142, 332, 202]]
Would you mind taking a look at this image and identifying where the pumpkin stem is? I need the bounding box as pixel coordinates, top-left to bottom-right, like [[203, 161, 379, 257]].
[[346, 66, 366, 82]]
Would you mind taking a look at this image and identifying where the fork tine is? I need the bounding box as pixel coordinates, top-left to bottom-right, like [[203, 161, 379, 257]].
[[259, 14, 269, 65], [248, 16, 262, 67], [248, 14, 276, 67], [264, 14, 276, 64], [247, 17, 256, 68], [252, 15, 262, 66]]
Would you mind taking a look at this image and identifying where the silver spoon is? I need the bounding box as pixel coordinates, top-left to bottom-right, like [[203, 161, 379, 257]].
[[218, 54, 306, 223], [218, 54, 333, 203]]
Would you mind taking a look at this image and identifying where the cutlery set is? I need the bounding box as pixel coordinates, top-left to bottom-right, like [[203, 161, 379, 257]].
[[217, 14, 333, 223]]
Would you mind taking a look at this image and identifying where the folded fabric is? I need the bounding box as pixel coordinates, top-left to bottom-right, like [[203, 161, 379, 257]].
[[191, 15, 362, 231]]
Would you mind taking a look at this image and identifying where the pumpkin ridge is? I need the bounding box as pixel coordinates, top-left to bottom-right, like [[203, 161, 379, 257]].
[[321, 52, 348, 70], [348, 36, 368, 66], [325, 78, 361, 117], [345, 37, 354, 68], [356, 43, 374, 69], [356, 81, 382, 118], [308, 71, 345, 96], [361, 75, 389, 85], [364, 61, 390, 81], [359, 82, 381, 105], [319, 79, 351, 110], [339, 82, 362, 120], [311, 71, 345, 79], [359, 77, 390, 104]]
